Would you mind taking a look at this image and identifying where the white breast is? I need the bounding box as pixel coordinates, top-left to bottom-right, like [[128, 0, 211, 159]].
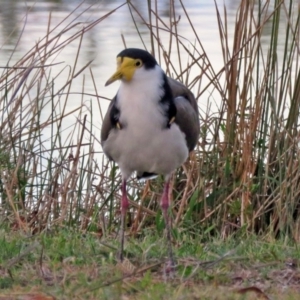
[[103, 65, 188, 179]]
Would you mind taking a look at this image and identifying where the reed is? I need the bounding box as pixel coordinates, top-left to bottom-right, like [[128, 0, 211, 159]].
[[0, 0, 300, 244]]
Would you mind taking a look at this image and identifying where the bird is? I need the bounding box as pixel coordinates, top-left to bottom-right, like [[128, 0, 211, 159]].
[[101, 48, 199, 267]]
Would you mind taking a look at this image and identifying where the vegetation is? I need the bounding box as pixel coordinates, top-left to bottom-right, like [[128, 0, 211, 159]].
[[0, 0, 300, 298], [0, 230, 299, 299]]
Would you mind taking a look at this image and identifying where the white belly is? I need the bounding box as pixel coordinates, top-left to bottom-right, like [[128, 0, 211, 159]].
[[103, 122, 188, 179]]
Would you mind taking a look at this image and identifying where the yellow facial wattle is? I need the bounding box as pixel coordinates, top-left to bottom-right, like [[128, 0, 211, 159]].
[[105, 57, 142, 86]]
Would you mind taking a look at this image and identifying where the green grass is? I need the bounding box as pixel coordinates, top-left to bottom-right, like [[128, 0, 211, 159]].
[[0, 228, 299, 299], [1, 1, 300, 299]]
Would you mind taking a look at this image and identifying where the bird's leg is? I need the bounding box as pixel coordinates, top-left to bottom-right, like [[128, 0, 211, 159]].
[[160, 177, 175, 268], [119, 178, 129, 261]]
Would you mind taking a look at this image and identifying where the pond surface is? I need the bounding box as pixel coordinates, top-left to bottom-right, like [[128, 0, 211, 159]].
[[0, 0, 291, 148]]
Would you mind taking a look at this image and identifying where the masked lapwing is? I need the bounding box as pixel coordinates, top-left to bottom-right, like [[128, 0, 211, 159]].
[[101, 48, 199, 267]]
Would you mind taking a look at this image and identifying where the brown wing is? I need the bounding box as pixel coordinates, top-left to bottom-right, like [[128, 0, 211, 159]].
[[101, 79, 199, 152], [167, 77, 199, 151], [101, 96, 116, 144]]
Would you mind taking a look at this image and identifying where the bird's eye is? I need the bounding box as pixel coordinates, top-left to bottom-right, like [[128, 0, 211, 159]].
[[135, 59, 142, 67]]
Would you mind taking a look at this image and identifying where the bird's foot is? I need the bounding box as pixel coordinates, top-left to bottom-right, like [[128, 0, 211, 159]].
[[117, 250, 124, 262], [163, 258, 177, 279]]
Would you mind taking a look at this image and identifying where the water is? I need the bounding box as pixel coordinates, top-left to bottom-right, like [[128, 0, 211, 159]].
[[0, 0, 294, 150], [0, 1, 238, 102]]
